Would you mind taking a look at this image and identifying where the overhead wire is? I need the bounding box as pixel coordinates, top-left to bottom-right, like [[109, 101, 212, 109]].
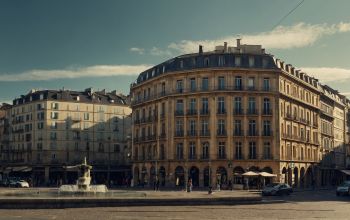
[[272, 0, 305, 30]]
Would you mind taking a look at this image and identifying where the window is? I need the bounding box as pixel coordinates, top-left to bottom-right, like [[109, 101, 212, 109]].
[[52, 102, 59, 110], [263, 78, 270, 91], [176, 143, 183, 159], [201, 120, 209, 136], [218, 142, 226, 159], [37, 112, 45, 120], [176, 100, 184, 115], [190, 78, 196, 92], [50, 132, 57, 140], [202, 77, 209, 91], [249, 120, 256, 136], [189, 120, 196, 136], [263, 120, 271, 136], [218, 76, 225, 90], [51, 112, 58, 119], [84, 113, 89, 120], [37, 143, 43, 151], [248, 97, 256, 114], [175, 120, 183, 136], [161, 82, 166, 95], [217, 119, 226, 135], [263, 98, 271, 114], [248, 77, 255, 90], [204, 57, 210, 67], [37, 122, 44, 129], [235, 56, 241, 66], [217, 97, 225, 114], [179, 60, 184, 69], [98, 143, 104, 152], [201, 98, 209, 114], [51, 121, 57, 129], [202, 142, 209, 159], [218, 56, 225, 66], [235, 76, 242, 90], [114, 144, 120, 153], [235, 142, 242, 159], [264, 142, 271, 159], [189, 98, 196, 114], [234, 120, 242, 136], [189, 142, 196, 159], [249, 142, 256, 159], [160, 144, 165, 160], [176, 80, 183, 93], [249, 56, 255, 67], [234, 97, 242, 114]]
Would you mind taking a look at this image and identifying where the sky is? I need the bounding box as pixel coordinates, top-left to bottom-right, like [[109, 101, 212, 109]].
[[1, 0, 350, 103]]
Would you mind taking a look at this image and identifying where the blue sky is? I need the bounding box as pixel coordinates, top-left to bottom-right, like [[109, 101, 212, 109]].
[[1, 0, 350, 103]]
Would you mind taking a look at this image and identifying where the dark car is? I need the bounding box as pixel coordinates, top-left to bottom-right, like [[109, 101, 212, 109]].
[[336, 181, 350, 196], [262, 183, 293, 196]]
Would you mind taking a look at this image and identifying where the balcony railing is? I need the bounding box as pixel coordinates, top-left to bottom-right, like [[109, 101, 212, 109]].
[[234, 154, 244, 160], [174, 130, 184, 137], [217, 109, 227, 115], [201, 154, 210, 160], [233, 108, 244, 115], [262, 131, 273, 137], [200, 109, 210, 116], [159, 132, 166, 139], [174, 110, 184, 116], [200, 130, 210, 136], [187, 130, 197, 137], [247, 130, 258, 136], [217, 129, 227, 136], [187, 109, 197, 116], [262, 109, 272, 115], [233, 130, 244, 136], [188, 154, 197, 160], [247, 109, 258, 115], [217, 153, 226, 159]]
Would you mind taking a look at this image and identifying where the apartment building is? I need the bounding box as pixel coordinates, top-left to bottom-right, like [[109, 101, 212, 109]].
[[130, 40, 345, 188], [0, 88, 132, 186]]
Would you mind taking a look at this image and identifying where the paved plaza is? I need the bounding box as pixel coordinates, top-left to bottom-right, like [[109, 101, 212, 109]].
[[0, 189, 349, 219]]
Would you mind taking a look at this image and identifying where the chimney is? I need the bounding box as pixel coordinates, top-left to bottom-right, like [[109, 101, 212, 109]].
[[237, 38, 241, 47], [224, 42, 228, 53], [199, 45, 203, 54]]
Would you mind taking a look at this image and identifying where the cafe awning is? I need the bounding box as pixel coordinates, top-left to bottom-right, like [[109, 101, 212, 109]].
[[242, 171, 259, 177], [259, 172, 277, 177], [12, 166, 31, 172], [341, 170, 350, 175]]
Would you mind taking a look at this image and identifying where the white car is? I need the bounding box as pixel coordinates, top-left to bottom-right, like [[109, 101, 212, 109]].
[[336, 181, 350, 196], [15, 180, 29, 188]]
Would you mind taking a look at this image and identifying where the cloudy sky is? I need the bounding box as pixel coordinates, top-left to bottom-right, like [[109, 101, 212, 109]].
[[1, 0, 350, 103]]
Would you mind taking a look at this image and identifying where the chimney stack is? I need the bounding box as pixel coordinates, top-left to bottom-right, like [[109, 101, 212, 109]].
[[236, 38, 241, 47], [199, 45, 203, 54], [224, 42, 228, 53]]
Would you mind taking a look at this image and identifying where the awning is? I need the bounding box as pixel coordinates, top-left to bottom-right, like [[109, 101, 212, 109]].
[[242, 171, 259, 177], [341, 170, 350, 175], [259, 172, 277, 177], [12, 166, 30, 172]]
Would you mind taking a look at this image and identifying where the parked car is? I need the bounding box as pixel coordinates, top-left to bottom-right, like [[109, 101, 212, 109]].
[[262, 183, 293, 196], [15, 180, 29, 188], [336, 181, 350, 196]]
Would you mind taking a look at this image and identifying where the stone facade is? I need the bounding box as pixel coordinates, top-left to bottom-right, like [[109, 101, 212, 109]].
[[130, 41, 350, 189]]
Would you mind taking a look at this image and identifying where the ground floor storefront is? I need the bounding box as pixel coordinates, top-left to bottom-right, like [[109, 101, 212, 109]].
[[133, 160, 350, 189], [0, 165, 132, 187]]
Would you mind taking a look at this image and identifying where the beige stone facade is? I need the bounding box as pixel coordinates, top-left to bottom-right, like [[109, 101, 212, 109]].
[[0, 89, 132, 186], [131, 42, 350, 189]]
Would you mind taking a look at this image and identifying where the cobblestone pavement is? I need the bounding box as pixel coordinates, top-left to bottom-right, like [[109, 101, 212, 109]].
[[0, 189, 349, 220]]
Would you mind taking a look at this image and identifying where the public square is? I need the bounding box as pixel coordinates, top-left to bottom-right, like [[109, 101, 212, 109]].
[[0, 189, 349, 220]]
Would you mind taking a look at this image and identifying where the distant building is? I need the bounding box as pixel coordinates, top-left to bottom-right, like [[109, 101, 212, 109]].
[[0, 88, 132, 186], [130, 40, 350, 189]]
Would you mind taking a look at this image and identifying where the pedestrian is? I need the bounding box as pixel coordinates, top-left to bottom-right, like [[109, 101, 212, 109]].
[[228, 179, 233, 191], [156, 178, 160, 191], [187, 178, 192, 192], [176, 177, 179, 189]]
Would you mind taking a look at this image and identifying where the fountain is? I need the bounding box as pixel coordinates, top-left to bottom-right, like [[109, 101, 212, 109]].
[[59, 157, 108, 193]]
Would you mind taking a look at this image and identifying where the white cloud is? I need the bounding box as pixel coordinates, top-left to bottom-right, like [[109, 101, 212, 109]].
[[0, 64, 152, 81], [299, 67, 350, 83], [168, 22, 350, 53], [130, 47, 145, 55], [150, 47, 172, 56]]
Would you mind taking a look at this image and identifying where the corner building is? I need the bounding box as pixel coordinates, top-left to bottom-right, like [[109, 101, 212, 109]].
[[131, 41, 324, 188]]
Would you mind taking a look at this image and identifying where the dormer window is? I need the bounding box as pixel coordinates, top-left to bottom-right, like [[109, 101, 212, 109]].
[[179, 60, 184, 69], [262, 58, 268, 68], [39, 94, 44, 100], [162, 65, 165, 73], [204, 58, 210, 67], [235, 56, 241, 66], [249, 56, 255, 67], [218, 56, 224, 66]]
